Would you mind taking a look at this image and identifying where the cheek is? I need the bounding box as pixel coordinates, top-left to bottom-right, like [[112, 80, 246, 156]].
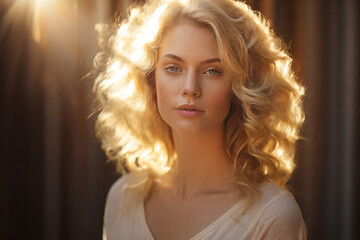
[[155, 71, 173, 116], [156, 86, 168, 112], [208, 85, 232, 116], [155, 75, 165, 99]]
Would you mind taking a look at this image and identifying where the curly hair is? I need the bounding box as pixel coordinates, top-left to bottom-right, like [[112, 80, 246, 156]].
[[93, 0, 304, 196]]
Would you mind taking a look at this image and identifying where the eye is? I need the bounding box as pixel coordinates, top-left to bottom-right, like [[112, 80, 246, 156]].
[[204, 68, 221, 75], [165, 66, 181, 72]]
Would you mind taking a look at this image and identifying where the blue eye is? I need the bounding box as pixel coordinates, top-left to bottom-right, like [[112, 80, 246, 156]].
[[205, 69, 221, 75], [166, 66, 181, 72]]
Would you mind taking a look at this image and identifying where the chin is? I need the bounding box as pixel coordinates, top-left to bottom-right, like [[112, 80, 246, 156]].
[[171, 121, 223, 135], [173, 127, 207, 135]]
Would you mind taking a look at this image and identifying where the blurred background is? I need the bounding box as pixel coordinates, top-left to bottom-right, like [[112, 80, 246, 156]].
[[0, 0, 359, 239]]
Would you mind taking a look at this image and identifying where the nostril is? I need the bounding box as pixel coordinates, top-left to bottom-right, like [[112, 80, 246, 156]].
[[181, 86, 201, 97]]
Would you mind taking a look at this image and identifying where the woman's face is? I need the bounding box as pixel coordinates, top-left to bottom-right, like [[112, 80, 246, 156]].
[[155, 19, 231, 134]]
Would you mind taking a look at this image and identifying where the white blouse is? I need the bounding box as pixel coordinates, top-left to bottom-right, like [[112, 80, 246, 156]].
[[103, 172, 307, 240]]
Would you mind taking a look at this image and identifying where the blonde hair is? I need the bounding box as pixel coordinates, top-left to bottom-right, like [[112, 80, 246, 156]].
[[93, 0, 304, 197]]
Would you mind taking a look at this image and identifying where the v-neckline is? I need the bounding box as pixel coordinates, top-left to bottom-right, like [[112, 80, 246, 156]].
[[139, 197, 244, 240]]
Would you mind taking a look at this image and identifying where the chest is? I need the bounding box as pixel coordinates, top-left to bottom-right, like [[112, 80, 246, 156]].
[[144, 193, 240, 240]]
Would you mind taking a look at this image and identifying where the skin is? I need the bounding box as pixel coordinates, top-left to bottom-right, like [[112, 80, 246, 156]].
[[145, 19, 241, 240]]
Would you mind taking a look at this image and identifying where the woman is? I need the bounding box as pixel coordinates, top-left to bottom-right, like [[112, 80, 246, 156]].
[[93, 0, 306, 239]]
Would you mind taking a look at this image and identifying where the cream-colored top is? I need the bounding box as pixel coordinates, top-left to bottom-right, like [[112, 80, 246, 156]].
[[103, 172, 307, 240]]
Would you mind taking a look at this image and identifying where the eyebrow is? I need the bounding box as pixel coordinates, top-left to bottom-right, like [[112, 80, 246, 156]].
[[162, 54, 221, 65]]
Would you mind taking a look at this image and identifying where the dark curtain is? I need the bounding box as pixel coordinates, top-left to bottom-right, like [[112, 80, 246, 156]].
[[0, 0, 359, 240]]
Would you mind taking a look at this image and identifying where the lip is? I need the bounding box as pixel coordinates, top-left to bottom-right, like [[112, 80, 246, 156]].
[[175, 104, 204, 118], [176, 104, 204, 112]]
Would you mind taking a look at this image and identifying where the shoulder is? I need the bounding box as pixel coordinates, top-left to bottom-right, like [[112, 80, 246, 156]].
[[254, 182, 307, 239], [105, 171, 148, 210], [103, 174, 133, 224], [104, 171, 147, 222], [106, 173, 133, 205], [103, 171, 150, 240], [195, 182, 306, 240], [103, 171, 149, 237]]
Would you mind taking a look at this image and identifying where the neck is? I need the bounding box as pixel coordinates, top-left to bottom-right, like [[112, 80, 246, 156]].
[[162, 124, 236, 198]]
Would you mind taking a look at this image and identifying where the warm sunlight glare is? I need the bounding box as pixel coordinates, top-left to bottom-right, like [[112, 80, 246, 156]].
[[32, 0, 54, 43], [34, 0, 53, 6]]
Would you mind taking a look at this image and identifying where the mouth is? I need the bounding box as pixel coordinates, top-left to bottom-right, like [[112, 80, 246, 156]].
[[177, 104, 204, 112], [182, 108, 200, 111], [176, 104, 204, 118]]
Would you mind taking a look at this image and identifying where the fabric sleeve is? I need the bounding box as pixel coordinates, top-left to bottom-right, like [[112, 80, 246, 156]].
[[102, 176, 126, 240], [256, 195, 307, 240]]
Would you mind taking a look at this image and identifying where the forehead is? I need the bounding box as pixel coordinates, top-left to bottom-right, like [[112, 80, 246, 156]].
[[158, 19, 219, 59]]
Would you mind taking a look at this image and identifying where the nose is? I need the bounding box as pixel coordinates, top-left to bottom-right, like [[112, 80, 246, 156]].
[[180, 71, 202, 98]]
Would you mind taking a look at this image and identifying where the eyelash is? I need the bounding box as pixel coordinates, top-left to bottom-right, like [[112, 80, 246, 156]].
[[204, 69, 221, 75], [164, 66, 221, 76], [165, 66, 181, 72]]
